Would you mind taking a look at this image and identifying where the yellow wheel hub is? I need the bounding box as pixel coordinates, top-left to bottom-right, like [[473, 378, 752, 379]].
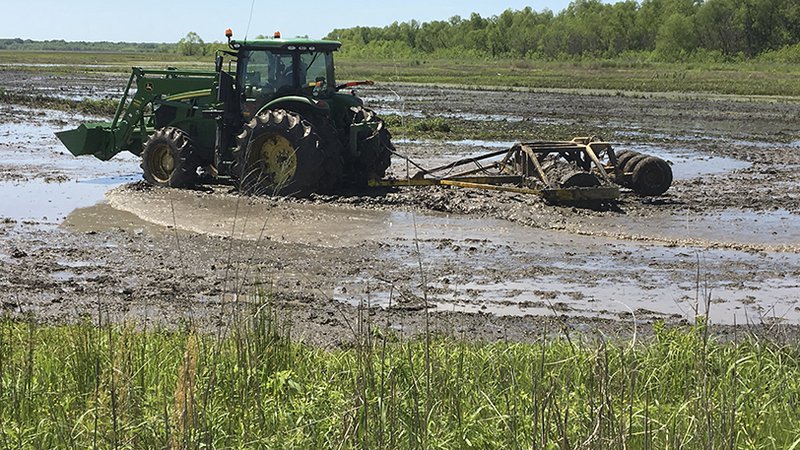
[[258, 134, 297, 185], [150, 143, 174, 183]]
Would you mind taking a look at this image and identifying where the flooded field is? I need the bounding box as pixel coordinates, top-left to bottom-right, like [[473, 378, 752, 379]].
[[2, 74, 800, 342]]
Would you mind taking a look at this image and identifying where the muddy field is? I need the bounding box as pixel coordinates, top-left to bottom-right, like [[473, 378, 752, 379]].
[[2, 70, 800, 345]]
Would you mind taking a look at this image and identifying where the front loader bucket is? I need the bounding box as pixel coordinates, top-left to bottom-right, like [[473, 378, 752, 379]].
[[55, 122, 117, 161]]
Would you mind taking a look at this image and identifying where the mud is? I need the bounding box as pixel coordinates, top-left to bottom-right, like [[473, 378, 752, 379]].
[[2, 71, 800, 345]]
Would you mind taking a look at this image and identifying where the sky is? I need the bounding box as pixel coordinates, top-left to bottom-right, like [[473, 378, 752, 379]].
[[2, 0, 588, 43]]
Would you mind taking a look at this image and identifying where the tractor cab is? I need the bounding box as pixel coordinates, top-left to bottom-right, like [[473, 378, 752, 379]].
[[228, 36, 342, 119]]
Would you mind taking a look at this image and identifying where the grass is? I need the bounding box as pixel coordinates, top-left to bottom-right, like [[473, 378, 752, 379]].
[[1, 302, 799, 449], [0, 50, 209, 73], [0, 91, 118, 117], [382, 115, 599, 142], [3, 49, 800, 97], [334, 57, 800, 98]]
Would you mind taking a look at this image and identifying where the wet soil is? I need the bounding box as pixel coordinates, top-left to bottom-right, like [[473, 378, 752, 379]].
[[1, 71, 800, 345]]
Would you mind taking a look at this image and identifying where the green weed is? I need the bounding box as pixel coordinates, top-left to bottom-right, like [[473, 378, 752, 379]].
[[0, 305, 798, 449], [0, 91, 118, 117]]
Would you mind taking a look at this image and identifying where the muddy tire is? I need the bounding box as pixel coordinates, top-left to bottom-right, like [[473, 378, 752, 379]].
[[631, 156, 673, 196], [613, 149, 630, 162], [351, 107, 393, 185], [622, 153, 648, 173], [235, 109, 327, 197], [307, 113, 344, 193], [141, 127, 199, 188], [615, 150, 639, 170]]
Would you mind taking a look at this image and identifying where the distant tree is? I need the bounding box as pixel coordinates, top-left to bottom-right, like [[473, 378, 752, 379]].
[[695, 0, 745, 56], [656, 13, 698, 58], [178, 32, 206, 56], [326, 2, 800, 62]]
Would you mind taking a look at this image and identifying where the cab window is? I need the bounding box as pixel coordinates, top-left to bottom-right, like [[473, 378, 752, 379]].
[[242, 51, 294, 98], [299, 51, 333, 96]]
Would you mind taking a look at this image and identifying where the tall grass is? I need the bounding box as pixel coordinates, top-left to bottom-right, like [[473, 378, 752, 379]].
[[4, 49, 800, 97], [0, 303, 798, 449]]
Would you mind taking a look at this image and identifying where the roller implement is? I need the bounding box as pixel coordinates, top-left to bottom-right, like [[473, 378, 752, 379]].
[[56, 30, 672, 204], [374, 138, 672, 203]]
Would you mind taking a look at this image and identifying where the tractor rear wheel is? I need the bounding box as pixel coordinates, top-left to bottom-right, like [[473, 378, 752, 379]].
[[235, 109, 326, 197], [309, 117, 344, 193], [141, 127, 199, 188], [352, 107, 393, 185]]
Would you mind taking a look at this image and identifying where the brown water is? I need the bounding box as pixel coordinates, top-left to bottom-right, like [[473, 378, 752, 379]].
[[72, 186, 800, 326]]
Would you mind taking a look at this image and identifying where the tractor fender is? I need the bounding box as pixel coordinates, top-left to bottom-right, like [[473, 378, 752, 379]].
[[257, 96, 329, 117]]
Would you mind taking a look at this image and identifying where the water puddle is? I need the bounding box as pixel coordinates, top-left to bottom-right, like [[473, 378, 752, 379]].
[[375, 108, 545, 124], [0, 175, 139, 224], [444, 139, 518, 149], [393, 138, 518, 169], [57, 259, 100, 268], [333, 272, 800, 325], [51, 271, 76, 282], [375, 107, 425, 119], [428, 277, 800, 325], [621, 144, 751, 179], [576, 208, 800, 249], [615, 129, 705, 143], [0, 121, 57, 144], [0, 63, 115, 69], [439, 111, 525, 122], [0, 107, 142, 225]]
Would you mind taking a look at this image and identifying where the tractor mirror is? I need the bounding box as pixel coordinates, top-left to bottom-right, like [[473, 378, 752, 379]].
[[215, 55, 223, 73]]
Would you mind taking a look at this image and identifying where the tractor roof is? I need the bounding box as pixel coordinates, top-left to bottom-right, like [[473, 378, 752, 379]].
[[230, 38, 341, 52]]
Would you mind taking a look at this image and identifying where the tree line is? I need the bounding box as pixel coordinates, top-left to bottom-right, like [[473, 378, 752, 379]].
[[5, 0, 800, 62], [326, 0, 800, 61], [0, 38, 174, 53]]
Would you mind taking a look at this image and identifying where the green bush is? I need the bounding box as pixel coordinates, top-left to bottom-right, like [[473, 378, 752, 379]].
[[759, 43, 800, 64], [411, 117, 451, 133]]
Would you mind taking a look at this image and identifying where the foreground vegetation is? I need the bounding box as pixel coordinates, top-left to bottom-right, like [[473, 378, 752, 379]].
[[1, 302, 799, 449]]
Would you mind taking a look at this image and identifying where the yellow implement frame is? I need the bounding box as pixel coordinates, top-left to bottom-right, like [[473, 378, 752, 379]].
[[370, 137, 623, 204]]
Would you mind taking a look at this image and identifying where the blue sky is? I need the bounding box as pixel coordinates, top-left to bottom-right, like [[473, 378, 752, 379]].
[[3, 1, 587, 43]]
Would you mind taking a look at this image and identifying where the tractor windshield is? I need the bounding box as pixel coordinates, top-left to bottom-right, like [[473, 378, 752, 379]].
[[240, 49, 334, 100], [299, 52, 331, 90]]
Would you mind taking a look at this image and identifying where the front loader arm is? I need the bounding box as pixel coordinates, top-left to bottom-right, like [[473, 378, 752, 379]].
[[56, 67, 216, 161]]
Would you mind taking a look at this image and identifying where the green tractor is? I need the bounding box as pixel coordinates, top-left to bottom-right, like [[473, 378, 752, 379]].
[[56, 30, 393, 196]]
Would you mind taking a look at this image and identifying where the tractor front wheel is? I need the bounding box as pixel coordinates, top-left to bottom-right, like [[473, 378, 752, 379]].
[[235, 109, 326, 197], [141, 127, 199, 188]]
